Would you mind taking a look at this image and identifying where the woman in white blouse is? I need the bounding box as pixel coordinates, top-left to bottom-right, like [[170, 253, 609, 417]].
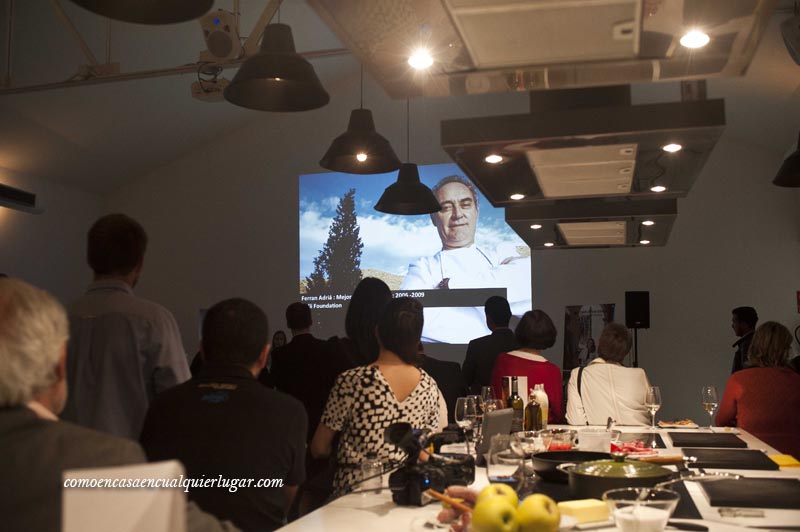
[[566, 323, 650, 425]]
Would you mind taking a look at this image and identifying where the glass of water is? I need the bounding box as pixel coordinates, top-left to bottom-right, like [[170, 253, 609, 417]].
[[701, 385, 719, 430], [645, 386, 662, 430]]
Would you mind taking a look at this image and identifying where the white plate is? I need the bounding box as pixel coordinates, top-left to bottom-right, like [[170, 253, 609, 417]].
[[560, 514, 578, 530]]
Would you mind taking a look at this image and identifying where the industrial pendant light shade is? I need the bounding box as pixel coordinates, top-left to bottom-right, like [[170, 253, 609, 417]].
[[320, 109, 401, 174], [224, 23, 329, 112], [69, 0, 213, 25], [375, 163, 442, 215], [773, 132, 800, 187]]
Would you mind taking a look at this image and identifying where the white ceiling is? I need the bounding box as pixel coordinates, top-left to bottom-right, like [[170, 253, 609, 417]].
[[0, 0, 798, 194]]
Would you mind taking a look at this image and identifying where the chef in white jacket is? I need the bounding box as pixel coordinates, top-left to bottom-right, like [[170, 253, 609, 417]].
[[400, 176, 531, 343]]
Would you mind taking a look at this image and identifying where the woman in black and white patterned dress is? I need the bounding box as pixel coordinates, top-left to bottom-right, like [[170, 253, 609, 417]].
[[310, 297, 439, 496]]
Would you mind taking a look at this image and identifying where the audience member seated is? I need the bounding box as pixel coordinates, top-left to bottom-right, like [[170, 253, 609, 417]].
[[334, 277, 393, 367], [141, 298, 307, 532], [310, 298, 439, 496], [565, 323, 650, 425], [462, 296, 519, 394], [0, 278, 235, 532], [62, 214, 190, 438], [264, 302, 347, 443], [490, 310, 563, 423], [717, 321, 800, 457], [420, 350, 468, 424]]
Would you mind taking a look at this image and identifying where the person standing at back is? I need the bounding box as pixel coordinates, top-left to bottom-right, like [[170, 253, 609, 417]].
[[269, 302, 346, 442], [731, 306, 758, 373], [61, 214, 190, 438], [462, 296, 519, 394]]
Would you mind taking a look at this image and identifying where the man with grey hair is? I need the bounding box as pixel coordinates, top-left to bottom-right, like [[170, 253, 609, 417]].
[[400, 175, 531, 343], [62, 213, 190, 438], [0, 277, 237, 532]]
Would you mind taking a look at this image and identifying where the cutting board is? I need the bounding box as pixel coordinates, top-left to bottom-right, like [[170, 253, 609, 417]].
[[700, 478, 800, 509], [668, 431, 747, 448], [682, 448, 780, 470]]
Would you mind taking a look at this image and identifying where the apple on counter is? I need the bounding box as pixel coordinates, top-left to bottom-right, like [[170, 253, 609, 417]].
[[471, 484, 560, 532]]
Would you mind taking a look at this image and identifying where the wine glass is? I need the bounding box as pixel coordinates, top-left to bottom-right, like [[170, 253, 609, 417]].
[[467, 394, 483, 436], [486, 434, 525, 493], [645, 385, 662, 430], [701, 385, 719, 431], [455, 397, 478, 453]]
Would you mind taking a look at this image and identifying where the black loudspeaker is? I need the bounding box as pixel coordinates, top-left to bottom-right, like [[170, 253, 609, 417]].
[[625, 291, 650, 329]]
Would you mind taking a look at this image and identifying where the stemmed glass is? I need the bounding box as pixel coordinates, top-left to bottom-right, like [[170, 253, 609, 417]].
[[467, 394, 483, 438], [701, 385, 719, 431], [455, 396, 478, 454], [645, 385, 662, 430]]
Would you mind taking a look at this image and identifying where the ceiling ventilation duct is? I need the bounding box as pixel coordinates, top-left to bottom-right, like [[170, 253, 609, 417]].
[[308, 0, 776, 98]]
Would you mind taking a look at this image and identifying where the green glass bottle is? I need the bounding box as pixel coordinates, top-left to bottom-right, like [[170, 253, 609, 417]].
[[507, 376, 524, 432], [524, 388, 541, 431]]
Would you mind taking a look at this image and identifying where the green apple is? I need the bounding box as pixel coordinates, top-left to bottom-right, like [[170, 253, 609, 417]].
[[472, 496, 520, 532], [476, 483, 519, 507], [517, 494, 561, 532]]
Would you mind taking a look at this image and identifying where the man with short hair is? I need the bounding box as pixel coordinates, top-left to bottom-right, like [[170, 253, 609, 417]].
[[0, 278, 235, 532], [462, 296, 519, 394], [731, 306, 758, 373], [400, 176, 531, 343], [62, 214, 190, 438], [268, 302, 344, 442], [141, 298, 306, 532]]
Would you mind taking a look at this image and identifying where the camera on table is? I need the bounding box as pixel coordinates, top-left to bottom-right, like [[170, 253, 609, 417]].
[[385, 422, 475, 506]]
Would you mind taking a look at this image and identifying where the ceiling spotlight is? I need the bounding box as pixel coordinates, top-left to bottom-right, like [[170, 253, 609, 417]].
[[639, 240, 651, 245], [544, 242, 554, 247], [662, 143, 682, 153], [485, 154, 503, 164], [356, 152, 368, 162], [510, 193, 525, 200], [530, 224, 542, 230], [680, 30, 710, 49], [650, 185, 667, 193], [408, 49, 434, 70], [642, 220, 655, 226]]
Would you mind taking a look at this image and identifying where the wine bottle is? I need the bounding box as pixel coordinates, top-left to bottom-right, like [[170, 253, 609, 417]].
[[533, 383, 549, 429], [507, 376, 524, 432], [524, 388, 541, 431]]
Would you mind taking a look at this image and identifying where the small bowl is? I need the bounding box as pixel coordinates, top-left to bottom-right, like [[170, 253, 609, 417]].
[[602, 488, 680, 532], [514, 430, 553, 455], [542, 429, 577, 451]]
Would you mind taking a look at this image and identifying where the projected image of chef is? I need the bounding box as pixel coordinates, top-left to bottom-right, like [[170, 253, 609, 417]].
[[401, 175, 531, 343]]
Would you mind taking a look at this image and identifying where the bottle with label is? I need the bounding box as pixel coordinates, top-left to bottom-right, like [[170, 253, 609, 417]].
[[360, 452, 382, 494], [533, 383, 549, 429], [524, 388, 541, 431], [507, 376, 524, 432]]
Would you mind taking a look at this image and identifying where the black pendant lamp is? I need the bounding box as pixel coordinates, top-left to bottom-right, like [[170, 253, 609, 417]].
[[224, 23, 329, 112], [773, 132, 800, 187], [374, 101, 441, 215], [320, 67, 401, 174], [69, 0, 212, 24]]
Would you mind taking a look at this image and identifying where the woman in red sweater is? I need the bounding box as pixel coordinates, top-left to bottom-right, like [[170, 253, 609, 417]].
[[717, 321, 800, 457], [490, 310, 563, 423]]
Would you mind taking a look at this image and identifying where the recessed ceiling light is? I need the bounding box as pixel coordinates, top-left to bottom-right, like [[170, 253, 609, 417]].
[[510, 193, 525, 200], [680, 30, 710, 49], [356, 152, 368, 162], [408, 49, 433, 70], [485, 154, 503, 164], [642, 220, 655, 226], [639, 239, 651, 245], [530, 224, 542, 230], [650, 185, 667, 193], [662, 143, 682, 153], [544, 242, 554, 247]]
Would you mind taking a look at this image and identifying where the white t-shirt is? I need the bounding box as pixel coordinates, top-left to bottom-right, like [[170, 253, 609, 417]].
[[566, 358, 651, 426]]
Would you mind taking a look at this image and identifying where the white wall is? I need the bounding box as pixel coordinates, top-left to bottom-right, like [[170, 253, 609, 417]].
[[0, 167, 102, 303], [103, 71, 800, 421]]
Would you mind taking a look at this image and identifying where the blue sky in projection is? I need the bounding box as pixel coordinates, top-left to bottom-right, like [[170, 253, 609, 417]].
[[299, 163, 530, 280]]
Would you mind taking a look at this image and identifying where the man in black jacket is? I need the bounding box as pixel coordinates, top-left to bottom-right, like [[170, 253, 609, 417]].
[[462, 296, 519, 394], [731, 306, 758, 373]]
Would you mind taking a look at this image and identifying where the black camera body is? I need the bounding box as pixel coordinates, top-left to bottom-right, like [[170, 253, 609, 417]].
[[385, 422, 476, 506], [388, 453, 475, 506]]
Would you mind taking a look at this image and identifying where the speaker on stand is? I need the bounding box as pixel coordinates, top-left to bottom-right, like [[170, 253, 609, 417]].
[[625, 291, 650, 368]]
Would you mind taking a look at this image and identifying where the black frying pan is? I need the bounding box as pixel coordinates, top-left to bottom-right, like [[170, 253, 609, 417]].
[[531, 451, 611, 483]]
